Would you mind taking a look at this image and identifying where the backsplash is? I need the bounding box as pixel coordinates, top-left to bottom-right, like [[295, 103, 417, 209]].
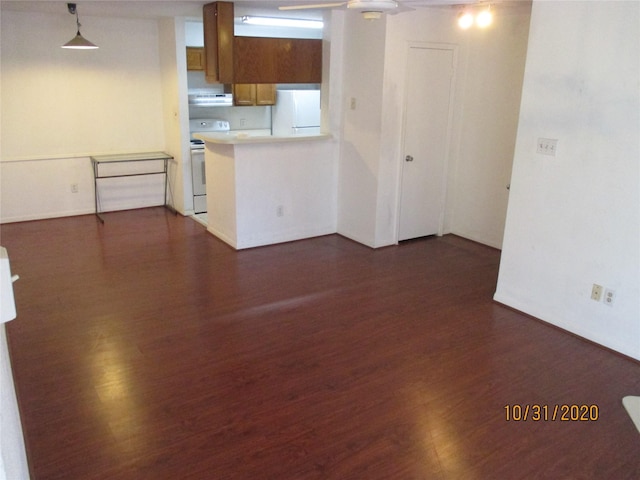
[[189, 105, 271, 131]]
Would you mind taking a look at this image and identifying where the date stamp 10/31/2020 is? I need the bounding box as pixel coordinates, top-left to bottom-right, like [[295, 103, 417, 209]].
[[504, 404, 599, 422]]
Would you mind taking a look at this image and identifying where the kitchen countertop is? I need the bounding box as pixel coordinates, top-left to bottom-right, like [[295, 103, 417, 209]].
[[194, 132, 331, 145]]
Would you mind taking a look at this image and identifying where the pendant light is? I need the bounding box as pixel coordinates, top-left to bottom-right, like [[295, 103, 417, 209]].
[[61, 3, 98, 49]]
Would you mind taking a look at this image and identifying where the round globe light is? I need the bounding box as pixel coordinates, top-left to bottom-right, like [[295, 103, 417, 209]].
[[458, 11, 474, 29], [476, 9, 493, 28]]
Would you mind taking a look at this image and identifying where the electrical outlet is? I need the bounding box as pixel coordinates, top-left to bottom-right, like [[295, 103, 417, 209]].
[[591, 284, 603, 301], [276, 205, 284, 217], [240, 118, 246, 127], [71, 183, 79, 193], [603, 289, 615, 306], [537, 138, 558, 156]]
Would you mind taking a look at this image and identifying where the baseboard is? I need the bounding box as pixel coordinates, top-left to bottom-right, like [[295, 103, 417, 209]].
[[0, 208, 95, 224], [493, 293, 640, 364], [206, 226, 238, 249], [235, 226, 336, 250]]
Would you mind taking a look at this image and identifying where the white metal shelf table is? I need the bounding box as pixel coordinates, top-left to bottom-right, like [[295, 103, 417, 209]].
[[90, 151, 175, 223]]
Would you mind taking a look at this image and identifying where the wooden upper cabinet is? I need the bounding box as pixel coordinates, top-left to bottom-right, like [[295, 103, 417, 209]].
[[232, 84, 256, 106], [255, 84, 277, 105], [233, 37, 322, 84], [203, 2, 234, 84], [203, 1, 322, 84], [233, 84, 276, 106], [186, 47, 205, 71]]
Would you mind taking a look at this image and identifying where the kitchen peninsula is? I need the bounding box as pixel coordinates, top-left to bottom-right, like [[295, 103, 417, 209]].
[[195, 133, 335, 250]]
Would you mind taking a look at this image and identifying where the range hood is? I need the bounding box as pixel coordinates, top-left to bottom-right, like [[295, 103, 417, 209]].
[[188, 91, 233, 107]]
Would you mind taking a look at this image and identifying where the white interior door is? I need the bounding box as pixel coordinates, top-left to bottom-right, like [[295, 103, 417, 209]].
[[398, 46, 454, 241]]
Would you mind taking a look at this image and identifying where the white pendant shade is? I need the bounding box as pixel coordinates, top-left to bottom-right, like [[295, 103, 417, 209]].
[[62, 31, 98, 49], [61, 3, 98, 50]]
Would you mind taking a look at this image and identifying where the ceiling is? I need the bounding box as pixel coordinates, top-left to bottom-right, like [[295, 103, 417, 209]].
[[0, 1, 485, 21]]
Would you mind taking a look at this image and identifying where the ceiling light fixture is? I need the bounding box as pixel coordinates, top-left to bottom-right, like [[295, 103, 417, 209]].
[[361, 11, 383, 20], [457, 10, 474, 29], [347, 0, 398, 11], [241, 16, 323, 29], [348, 0, 397, 20], [457, 4, 493, 30], [475, 7, 493, 28], [61, 3, 98, 49]]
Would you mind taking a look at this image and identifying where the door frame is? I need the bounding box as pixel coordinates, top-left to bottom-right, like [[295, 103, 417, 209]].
[[396, 41, 458, 242]]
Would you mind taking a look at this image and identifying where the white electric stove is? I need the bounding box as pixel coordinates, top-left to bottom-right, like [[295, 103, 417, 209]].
[[189, 119, 230, 213]]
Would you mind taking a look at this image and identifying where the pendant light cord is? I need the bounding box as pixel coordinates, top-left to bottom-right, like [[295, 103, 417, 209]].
[[75, 11, 82, 35]]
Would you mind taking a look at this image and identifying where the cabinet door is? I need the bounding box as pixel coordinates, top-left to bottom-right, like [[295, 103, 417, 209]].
[[233, 37, 322, 84], [232, 84, 276, 106], [233, 84, 256, 106], [203, 2, 234, 83], [186, 47, 204, 71], [255, 84, 276, 106]]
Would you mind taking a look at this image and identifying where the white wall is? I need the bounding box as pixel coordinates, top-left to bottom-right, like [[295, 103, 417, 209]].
[[448, 6, 530, 248], [336, 11, 387, 248], [495, 1, 640, 360], [158, 17, 192, 215], [336, 5, 531, 248], [206, 140, 336, 250], [0, 10, 169, 222], [0, 323, 30, 480]]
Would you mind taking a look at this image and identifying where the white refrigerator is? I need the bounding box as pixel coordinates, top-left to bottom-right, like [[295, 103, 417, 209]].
[[271, 90, 321, 136]]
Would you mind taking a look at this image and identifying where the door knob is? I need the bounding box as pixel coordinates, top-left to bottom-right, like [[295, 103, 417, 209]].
[[405, 155, 414, 162]]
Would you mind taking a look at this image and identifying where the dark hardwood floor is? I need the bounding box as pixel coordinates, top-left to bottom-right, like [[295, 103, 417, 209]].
[[2, 207, 639, 479]]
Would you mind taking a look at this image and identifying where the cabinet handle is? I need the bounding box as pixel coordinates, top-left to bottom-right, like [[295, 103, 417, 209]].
[[405, 155, 414, 162]]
